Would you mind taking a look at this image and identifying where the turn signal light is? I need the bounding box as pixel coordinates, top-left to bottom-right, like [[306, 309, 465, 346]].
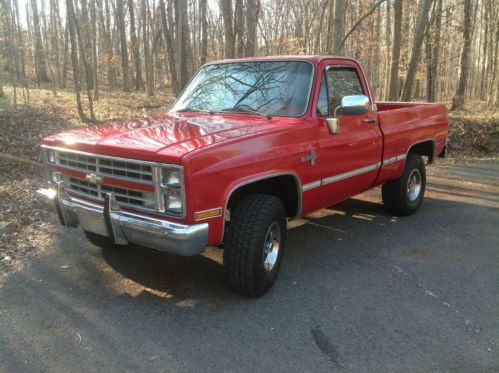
[[195, 208, 222, 221]]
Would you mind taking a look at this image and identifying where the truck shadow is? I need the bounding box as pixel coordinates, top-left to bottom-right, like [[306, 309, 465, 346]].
[[91, 192, 466, 305], [80, 161, 499, 306]]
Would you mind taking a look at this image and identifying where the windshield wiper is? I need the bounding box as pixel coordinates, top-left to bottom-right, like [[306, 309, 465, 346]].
[[175, 107, 214, 114], [220, 105, 272, 119]]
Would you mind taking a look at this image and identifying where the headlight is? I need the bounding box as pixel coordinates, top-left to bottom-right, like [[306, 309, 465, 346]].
[[161, 168, 181, 187], [47, 150, 56, 164], [165, 194, 183, 213], [48, 169, 62, 183], [159, 166, 184, 215]]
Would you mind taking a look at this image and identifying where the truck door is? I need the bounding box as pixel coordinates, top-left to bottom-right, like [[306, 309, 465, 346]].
[[315, 62, 383, 206]]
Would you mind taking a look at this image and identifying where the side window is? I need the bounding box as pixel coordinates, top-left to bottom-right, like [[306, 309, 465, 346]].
[[325, 67, 365, 114]]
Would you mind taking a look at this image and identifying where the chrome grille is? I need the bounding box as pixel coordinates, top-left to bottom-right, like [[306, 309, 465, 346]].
[[64, 176, 155, 211], [57, 151, 153, 184]]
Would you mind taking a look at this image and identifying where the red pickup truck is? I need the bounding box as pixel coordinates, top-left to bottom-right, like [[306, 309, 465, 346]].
[[37, 56, 448, 296]]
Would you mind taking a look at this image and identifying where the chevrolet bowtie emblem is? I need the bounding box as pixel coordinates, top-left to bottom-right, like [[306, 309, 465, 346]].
[[301, 150, 317, 166], [85, 173, 104, 185]]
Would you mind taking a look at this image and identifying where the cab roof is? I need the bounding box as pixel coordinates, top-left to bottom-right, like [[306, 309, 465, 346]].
[[204, 55, 361, 66]]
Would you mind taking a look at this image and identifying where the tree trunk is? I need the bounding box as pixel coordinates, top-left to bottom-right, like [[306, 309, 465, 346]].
[[331, 0, 346, 54], [159, 0, 180, 95], [220, 0, 235, 58], [234, 0, 245, 57], [426, 0, 442, 102], [116, 0, 130, 91], [129, 0, 142, 91], [451, 0, 473, 110], [50, 0, 61, 86], [66, 0, 88, 122], [90, 0, 99, 99], [61, 22, 69, 88], [142, 0, 154, 96], [175, 0, 191, 90], [400, 0, 433, 101], [388, 0, 402, 100], [74, 4, 96, 121], [77, 0, 94, 90], [199, 0, 208, 64], [245, 0, 260, 56], [31, 0, 49, 84]]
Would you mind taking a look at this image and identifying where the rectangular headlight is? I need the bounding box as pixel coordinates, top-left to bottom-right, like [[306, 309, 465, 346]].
[[161, 168, 181, 187], [47, 150, 56, 164], [158, 166, 184, 216], [164, 194, 183, 213]]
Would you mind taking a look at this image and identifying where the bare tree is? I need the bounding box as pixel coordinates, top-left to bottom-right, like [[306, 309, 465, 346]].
[[331, 0, 345, 54], [90, 0, 99, 99], [142, 0, 154, 96], [451, 0, 473, 110], [66, 0, 88, 121], [400, 0, 433, 101], [159, 0, 179, 95], [245, 0, 260, 56], [200, 0, 208, 64], [116, 0, 130, 91], [426, 0, 442, 102], [129, 0, 142, 91], [220, 0, 235, 58], [31, 0, 49, 84]]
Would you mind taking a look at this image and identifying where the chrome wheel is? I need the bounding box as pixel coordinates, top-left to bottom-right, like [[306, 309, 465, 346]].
[[263, 221, 281, 272], [407, 168, 422, 202]]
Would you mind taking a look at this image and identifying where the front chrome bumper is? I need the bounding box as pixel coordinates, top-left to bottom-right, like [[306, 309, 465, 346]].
[[36, 182, 208, 256]]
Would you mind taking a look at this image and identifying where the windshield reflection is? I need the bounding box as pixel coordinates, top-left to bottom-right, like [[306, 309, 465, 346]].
[[172, 61, 313, 117]]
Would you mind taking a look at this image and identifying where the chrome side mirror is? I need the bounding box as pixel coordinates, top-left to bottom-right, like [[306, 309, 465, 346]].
[[340, 95, 370, 115], [325, 95, 370, 135]]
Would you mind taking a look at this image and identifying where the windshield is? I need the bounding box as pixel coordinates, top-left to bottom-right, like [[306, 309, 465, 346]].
[[171, 61, 314, 117]]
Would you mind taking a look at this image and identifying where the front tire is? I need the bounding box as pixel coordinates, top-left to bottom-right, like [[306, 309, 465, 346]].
[[382, 153, 426, 216], [223, 194, 286, 297]]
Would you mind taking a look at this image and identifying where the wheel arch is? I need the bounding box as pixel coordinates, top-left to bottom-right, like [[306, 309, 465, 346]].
[[407, 139, 436, 164], [222, 172, 302, 241]]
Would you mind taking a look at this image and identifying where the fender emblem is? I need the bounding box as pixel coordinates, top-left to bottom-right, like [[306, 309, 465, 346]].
[[85, 173, 104, 185], [301, 150, 317, 166]]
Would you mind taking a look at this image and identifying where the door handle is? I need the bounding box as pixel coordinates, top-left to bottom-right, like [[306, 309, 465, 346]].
[[361, 118, 377, 123]]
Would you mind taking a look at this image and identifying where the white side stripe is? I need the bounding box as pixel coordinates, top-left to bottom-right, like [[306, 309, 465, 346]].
[[301, 154, 408, 192], [302, 180, 321, 191], [322, 162, 380, 185], [382, 153, 407, 166]]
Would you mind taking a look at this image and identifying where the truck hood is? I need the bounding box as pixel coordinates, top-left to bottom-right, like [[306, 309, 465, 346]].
[[43, 113, 279, 162]]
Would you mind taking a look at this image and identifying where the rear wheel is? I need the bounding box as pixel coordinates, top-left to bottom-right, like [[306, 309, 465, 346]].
[[223, 194, 286, 297], [382, 153, 426, 216]]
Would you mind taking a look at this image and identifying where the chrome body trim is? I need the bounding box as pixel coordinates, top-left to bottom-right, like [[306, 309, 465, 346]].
[[221, 172, 302, 242], [36, 184, 207, 256], [382, 153, 407, 166], [302, 180, 321, 192], [322, 162, 380, 185]]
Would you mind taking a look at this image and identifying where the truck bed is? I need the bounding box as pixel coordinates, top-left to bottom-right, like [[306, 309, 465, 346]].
[[374, 101, 448, 185]]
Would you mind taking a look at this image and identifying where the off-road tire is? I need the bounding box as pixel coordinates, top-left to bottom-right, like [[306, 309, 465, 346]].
[[382, 153, 426, 216], [223, 194, 286, 297]]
